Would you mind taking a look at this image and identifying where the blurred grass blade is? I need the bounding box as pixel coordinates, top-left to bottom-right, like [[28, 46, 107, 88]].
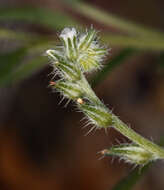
[[0, 55, 47, 86], [158, 52, 164, 70], [0, 6, 78, 30], [112, 165, 150, 190], [0, 28, 49, 44], [0, 48, 26, 86], [0, 46, 47, 86], [0, 28, 31, 41], [102, 34, 164, 51], [91, 48, 136, 87], [12, 56, 47, 84], [71, 2, 164, 39]]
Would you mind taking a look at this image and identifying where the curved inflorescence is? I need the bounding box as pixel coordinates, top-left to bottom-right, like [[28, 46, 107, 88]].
[[46, 27, 164, 166]]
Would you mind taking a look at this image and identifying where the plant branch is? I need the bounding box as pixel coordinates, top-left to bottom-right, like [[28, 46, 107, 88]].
[[46, 27, 164, 166]]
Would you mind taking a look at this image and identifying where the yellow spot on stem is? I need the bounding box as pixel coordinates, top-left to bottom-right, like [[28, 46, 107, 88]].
[[77, 98, 84, 104]]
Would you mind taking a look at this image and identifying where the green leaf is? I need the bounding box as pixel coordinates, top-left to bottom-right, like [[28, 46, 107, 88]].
[[0, 48, 26, 86], [9, 56, 47, 85], [0, 48, 47, 86], [0, 28, 29, 41], [91, 48, 136, 87], [0, 6, 78, 30]]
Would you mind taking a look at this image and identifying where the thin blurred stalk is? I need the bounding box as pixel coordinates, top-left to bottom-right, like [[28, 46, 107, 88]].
[[0, 6, 79, 30], [0, 29, 30, 41], [70, 1, 164, 40], [0, 50, 47, 87], [0, 48, 26, 86], [102, 34, 164, 51], [11, 56, 47, 84]]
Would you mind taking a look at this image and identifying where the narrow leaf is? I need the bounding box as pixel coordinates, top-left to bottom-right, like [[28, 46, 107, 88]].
[[0, 7, 78, 30], [0, 48, 26, 85]]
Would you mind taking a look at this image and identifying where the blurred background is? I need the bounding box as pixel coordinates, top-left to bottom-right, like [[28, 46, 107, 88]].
[[1, 0, 164, 189]]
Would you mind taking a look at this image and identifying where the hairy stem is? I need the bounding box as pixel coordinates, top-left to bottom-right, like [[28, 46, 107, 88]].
[[83, 73, 164, 159], [112, 116, 164, 159]]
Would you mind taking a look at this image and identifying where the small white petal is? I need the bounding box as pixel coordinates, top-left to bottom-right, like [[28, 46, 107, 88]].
[[60, 27, 77, 40]]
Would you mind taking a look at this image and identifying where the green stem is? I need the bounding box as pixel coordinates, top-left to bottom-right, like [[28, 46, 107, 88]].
[[112, 116, 164, 159], [83, 71, 164, 159], [79, 76, 102, 104]]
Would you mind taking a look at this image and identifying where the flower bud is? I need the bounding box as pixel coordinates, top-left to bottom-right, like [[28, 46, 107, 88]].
[[78, 54, 100, 72], [103, 144, 154, 165], [78, 29, 97, 51], [79, 103, 113, 128], [77, 29, 108, 72], [57, 61, 81, 81], [46, 49, 81, 81], [55, 80, 82, 100], [60, 27, 77, 61], [46, 49, 64, 63]]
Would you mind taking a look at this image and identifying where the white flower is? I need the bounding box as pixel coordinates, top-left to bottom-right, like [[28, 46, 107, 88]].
[[47, 27, 109, 74], [60, 28, 77, 41], [59, 28, 77, 61]]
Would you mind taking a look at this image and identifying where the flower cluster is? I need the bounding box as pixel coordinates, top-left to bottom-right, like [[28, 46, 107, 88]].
[[46, 27, 111, 129], [47, 27, 108, 74]]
